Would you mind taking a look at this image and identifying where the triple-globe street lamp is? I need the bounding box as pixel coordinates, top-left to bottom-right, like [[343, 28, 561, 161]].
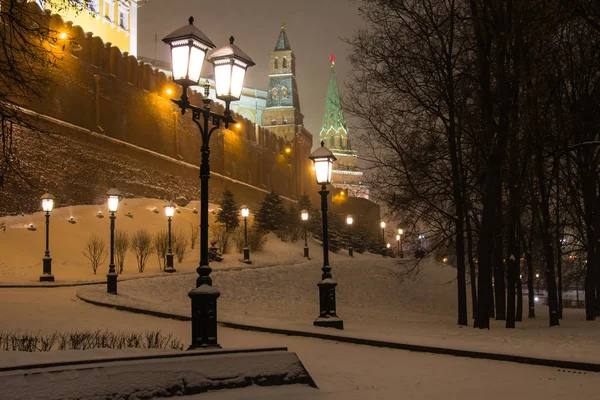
[[346, 215, 353, 257], [40, 193, 55, 282], [309, 142, 343, 330], [241, 205, 251, 264], [164, 202, 176, 273], [106, 187, 121, 294], [301, 210, 309, 258], [163, 17, 254, 349]]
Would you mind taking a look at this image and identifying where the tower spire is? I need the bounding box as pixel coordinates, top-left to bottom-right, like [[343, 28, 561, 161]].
[[320, 56, 347, 141], [274, 23, 291, 51]]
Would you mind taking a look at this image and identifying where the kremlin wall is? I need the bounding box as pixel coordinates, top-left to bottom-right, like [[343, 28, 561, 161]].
[[2, 3, 380, 237]]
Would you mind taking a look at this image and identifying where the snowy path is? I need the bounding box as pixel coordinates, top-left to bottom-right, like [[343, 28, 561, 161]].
[[1, 287, 598, 399], [77, 258, 600, 365]]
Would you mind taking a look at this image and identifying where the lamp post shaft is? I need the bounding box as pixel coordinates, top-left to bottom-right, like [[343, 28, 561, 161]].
[[45, 212, 50, 258], [303, 221, 309, 258], [40, 211, 54, 282], [320, 186, 330, 275], [188, 98, 221, 350], [168, 216, 172, 254], [107, 212, 117, 294], [397, 240, 400, 257], [165, 214, 175, 273], [348, 223, 353, 257], [243, 215, 251, 263], [400, 235, 403, 258], [313, 184, 343, 329]]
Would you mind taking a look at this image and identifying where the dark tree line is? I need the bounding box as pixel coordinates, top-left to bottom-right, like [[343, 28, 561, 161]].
[[346, 0, 600, 328]]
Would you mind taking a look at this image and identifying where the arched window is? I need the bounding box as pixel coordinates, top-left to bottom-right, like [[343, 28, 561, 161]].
[[274, 57, 279, 69], [282, 57, 288, 68], [281, 86, 288, 98], [272, 88, 278, 99], [329, 136, 335, 148]]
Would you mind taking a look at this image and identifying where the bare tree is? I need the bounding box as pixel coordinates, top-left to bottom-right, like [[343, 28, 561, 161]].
[[131, 229, 152, 273], [114, 230, 129, 274], [82, 234, 107, 274]]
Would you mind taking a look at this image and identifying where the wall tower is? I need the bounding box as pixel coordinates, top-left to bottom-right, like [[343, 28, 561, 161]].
[[320, 55, 368, 199]]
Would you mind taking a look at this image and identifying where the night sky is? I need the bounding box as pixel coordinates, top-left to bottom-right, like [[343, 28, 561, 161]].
[[138, 0, 364, 148]]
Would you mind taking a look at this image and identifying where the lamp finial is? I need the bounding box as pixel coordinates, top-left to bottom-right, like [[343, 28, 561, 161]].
[[189, 16, 194, 25], [320, 141, 325, 147], [229, 36, 234, 44]]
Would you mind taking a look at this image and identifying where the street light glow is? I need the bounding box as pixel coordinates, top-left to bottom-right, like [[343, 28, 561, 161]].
[[241, 205, 249, 218]]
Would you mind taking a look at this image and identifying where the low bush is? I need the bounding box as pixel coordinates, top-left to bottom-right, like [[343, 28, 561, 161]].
[[153, 230, 169, 271], [0, 330, 184, 351], [172, 229, 189, 262]]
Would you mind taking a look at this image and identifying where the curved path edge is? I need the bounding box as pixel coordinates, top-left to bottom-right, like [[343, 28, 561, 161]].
[[75, 292, 600, 373]]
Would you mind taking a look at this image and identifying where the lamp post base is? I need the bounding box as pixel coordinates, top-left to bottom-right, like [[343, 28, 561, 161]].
[[314, 278, 343, 330], [313, 316, 344, 330], [242, 248, 252, 264], [348, 247, 353, 257], [40, 256, 54, 282], [107, 271, 118, 294], [304, 247, 309, 258], [165, 253, 176, 273], [188, 285, 221, 350], [39, 274, 55, 282]]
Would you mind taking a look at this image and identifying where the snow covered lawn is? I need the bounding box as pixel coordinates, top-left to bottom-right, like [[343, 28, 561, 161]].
[[0, 198, 361, 285], [77, 257, 600, 365], [0, 287, 598, 400]]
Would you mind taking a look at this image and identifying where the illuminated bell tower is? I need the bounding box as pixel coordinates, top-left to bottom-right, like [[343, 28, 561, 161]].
[[320, 55, 368, 199]]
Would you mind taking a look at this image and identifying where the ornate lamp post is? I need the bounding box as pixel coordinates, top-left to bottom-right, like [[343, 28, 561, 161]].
[[106, 188, 121, 294], [40, 193, 55, 282], [241, 205, 251, 264], [398, 228, 404, 258], [396, 234, 401, 257], [309, 142, 343, 330], [163, 18, 254, 349], [301, 209, 309, 258], [346, 215, 353, 257], [164, 202, 176, 273]]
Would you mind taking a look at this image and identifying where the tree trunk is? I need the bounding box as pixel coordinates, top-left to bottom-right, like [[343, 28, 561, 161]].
[[466, 214, 477, 320], [493, 195, 506, 321]]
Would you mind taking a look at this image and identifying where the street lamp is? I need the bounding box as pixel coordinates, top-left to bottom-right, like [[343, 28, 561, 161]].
[[536, 273, 540, 294], [164, 202, 176, 273], [163, 17, 254, 349], [40, 193, 55, 282], [396, 234, 401, 257], [309, 142, 343, 330], [398, 228, 404, 258], [106, 187, 121, 294], [346, 215, 353, 257], [301, 209, 309, 258], [241, 205, 251, 264]]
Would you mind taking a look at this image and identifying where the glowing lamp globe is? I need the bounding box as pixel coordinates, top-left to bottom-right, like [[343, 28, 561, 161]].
[[208, 37, 255, 103], [387, 243, 391, 249], [162, 17, 216, 89], [398, 228, 403, 235], [309, 142, 336, 185], [241, 205, 249, 218], [380, 221, 386, 229], [301, 210, 309, 221], [396, 234, 400, 241], [165, 203, 176, 217], [106, 188, 122, 213], [41, 193, 55, 212], [346, 216, 353, 225]]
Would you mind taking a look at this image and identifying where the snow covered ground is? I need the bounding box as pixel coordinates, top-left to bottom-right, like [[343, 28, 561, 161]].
[[1, 199, 600, 398], [0, 198, 357, 284], [0, 287, 598, 399]]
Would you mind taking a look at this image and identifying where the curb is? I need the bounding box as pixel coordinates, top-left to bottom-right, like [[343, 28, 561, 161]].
[[0, 259, 316, 289], [76, 293, 600, 373]]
